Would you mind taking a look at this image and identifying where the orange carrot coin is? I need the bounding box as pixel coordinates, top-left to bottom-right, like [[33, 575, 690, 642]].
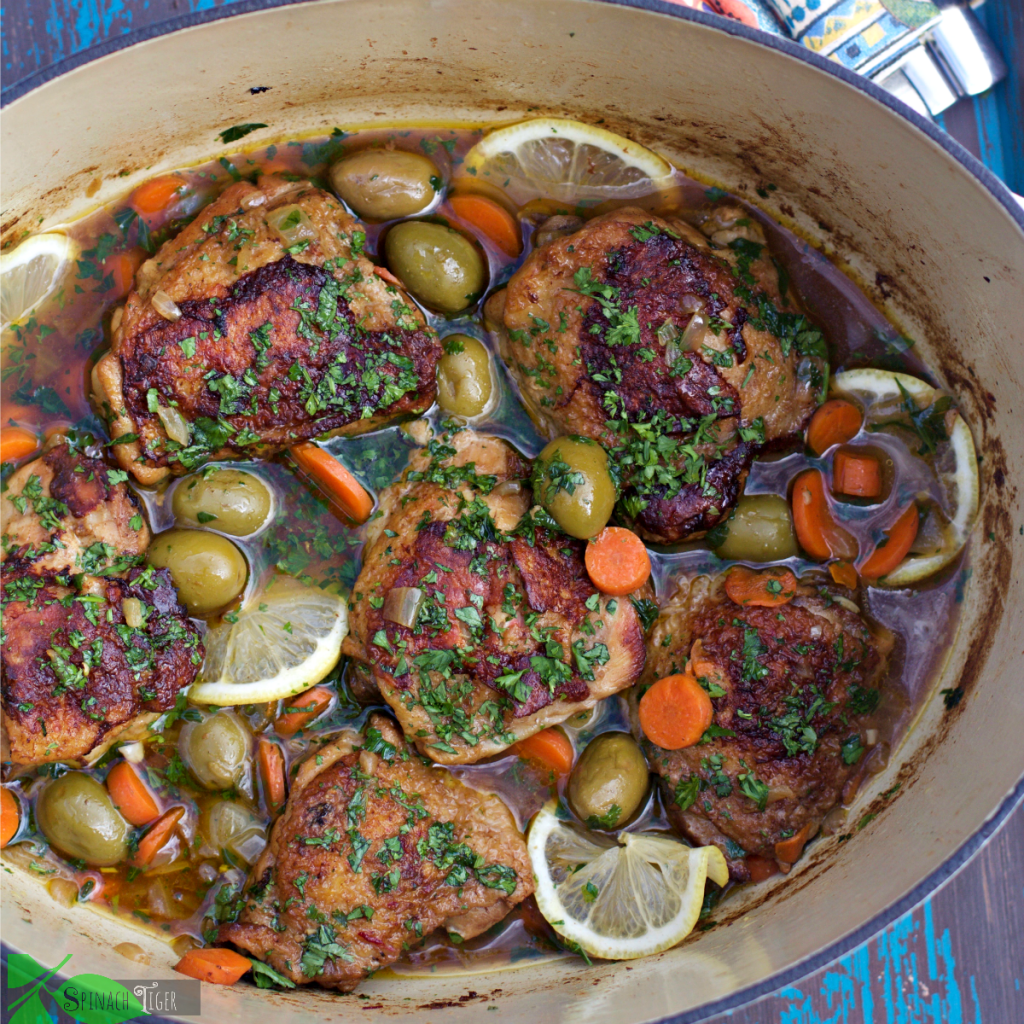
[[131, 806, 185, 868], [584, 527, 651, 596], [449, 194, 521, 257], [516, 728, 574, 775], [725, 565, 797, 607], [638, 673, 713, 750], [807, 399, 862, 455], [829, 561, 859, 590], [274, 686, 333, 736], [106, 761, 160, 827], [1, 788, 20, 848], [832, 450, 881, 498], [858, 503, 919, 579], [774, 822, 815, 864], [0, 426, 39, 464], [174, 948, 252, 985], [290, 443, 374, 524], [258, 738, 287, 812], [131, 176, 185, 216], [791, 470, 857, 561]]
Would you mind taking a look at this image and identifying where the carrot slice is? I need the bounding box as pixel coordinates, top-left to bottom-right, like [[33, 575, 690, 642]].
[[858, 503, 919, 580], [1, 788, 19, 848], [807, 399, 862, 455], [275, 686, 333, 737], [724, 565, 797, 607], [638, 673, 713, 750], [106, 761, 160, 827], [131, 806, 184, 868], [829, 560, 859, 590], [516, 728, 574, 775], [449, 194, 521, 257], [791, 470, 857, 561], [774, 822, 815, 865], [289, 443, 374, 524], [105, 248, 145, 298], [584, 527, 651, 596], [833, 450, 881, 498], [174, 948, 252, 986], [131, 175, 185, 216], [258, 738, 287, 812], [746, 855, 780, 883], [0, 426, 40, 464]]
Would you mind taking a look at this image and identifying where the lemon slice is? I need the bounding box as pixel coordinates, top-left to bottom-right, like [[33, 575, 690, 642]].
[[528, 800, 728, 961], [190, 576, 348, 706], [463, 118, 674, 204], [0, 232, 77, 331], [831, 368, 979, 586]]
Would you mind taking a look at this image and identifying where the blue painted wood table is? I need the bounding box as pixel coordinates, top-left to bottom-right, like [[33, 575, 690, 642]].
[[1, 1, 1022, 1021]]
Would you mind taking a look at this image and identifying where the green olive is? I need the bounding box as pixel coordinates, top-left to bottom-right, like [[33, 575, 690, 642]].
[[330, 150, 439, 221], [200, 799, 267, 863], [436, 335, 493, 418], [171, 469, 272, 537], [36, 773, 129, 866], [180, 712, 251, 791], [568, 732, 649, 830], [384, 221, 487, 314], [533, 437, 616, 540], [147, 529, 247, 616], [713, 493, 798, 562]]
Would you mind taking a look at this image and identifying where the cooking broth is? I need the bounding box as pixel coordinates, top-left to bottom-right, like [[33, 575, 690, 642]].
[[0, 124, 972, 975]]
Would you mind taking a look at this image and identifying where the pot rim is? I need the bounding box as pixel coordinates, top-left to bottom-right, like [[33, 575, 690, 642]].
[[2, 1, 1023, 1019]]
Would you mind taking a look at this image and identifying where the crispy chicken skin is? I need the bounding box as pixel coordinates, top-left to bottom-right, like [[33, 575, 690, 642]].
[[497, 207, 826, 543], [1, 564, 203, 766], [93, 176, 441, 484], [219, 714, 532, 991], [342, 429, 647, 764], [0, 443, 150, 575], [638, 570, 891, 879]]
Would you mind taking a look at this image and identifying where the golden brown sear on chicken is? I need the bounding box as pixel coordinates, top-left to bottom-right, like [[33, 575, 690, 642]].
[[0, 442, 149, 575], [497, 206, 827, 543], [639, 569, 891, 879], [219, 714, 532, 990], [342, 428, 647, 764], [1, 564, 203, 766], [93, 177, 441, 484]]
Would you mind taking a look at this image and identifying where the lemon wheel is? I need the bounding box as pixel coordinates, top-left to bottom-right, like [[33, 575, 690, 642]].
[[831, 368, 979, 586], [528, 800, 728, 961], [189, 576, 348, 706], [463, 118, 674, 204], [0, 233, 77, 331]]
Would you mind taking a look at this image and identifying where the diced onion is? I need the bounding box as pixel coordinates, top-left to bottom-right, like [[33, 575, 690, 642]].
[[383, 586, 425, 629], [122, 597, 145, 628], [266, 204, 318, 247], [157, 405, 191, 446], [120, 740, 145, 763], [152, 290, 182, 322], [493, 480, 523, 498], [865, 729, 879, 745], [832, 595, 861, 614], [359, 749, 380, 776], [679, 293, 704, 314], [657, 321, 679, 349], [681, 313, 709, 351]]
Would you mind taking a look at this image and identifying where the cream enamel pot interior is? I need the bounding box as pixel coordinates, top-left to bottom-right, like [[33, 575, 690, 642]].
[[2, 1, 1023, 1020]]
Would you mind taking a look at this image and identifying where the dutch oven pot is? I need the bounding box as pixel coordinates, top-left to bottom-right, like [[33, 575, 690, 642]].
[[2, 1, 1022, 1020]]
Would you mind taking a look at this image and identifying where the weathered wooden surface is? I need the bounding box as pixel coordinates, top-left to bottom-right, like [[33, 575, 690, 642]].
[[1, 2, 1022, 1021]]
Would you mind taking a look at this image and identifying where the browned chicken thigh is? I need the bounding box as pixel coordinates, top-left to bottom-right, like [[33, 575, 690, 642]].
[[219, 714, 532, 990], [1, 442, 149, 574], [1, 564, 202, 766], [639, 568, 891, 879], [93, 177, 441, 484], [342, 428, 647, 764], [497, 206, 827, 543]]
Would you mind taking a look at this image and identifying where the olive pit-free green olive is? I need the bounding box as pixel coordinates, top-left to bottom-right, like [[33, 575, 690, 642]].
[[384, 221, 487, 314], [568, 732, 649, 830], [200, 799, 267, 863], [171, 469, 272, 537], [329, 149, 440, 221], [36, 773, 129, 866], [713, 493, 798, 562], [180, 712, 251, 791], [533, 436, 616, 540], [147, 529, 247, 616], [436, 335, 493, 418]]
